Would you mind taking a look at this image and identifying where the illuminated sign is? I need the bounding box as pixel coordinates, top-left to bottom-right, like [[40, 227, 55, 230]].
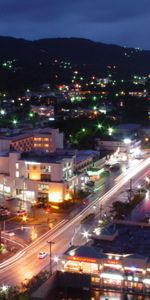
[[67, 256, 96, 263], [105, 259, 121, 265]]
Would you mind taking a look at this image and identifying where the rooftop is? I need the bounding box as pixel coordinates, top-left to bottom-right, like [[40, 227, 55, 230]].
[[21, 150, 74, 164], [76, 150, 99, 163], [116, 123, 141, 131], [65, 245, 106, 260], [93, 223, 150, 258]]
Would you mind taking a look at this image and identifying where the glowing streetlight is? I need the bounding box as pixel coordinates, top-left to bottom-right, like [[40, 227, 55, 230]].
[[12, 119, 17, 126], [108, 127, 113, 136], [53, 256, 59, 263], [29, 112, 34, 118], [97, 123, 102, 129], [1, 285, 8, 292], [82, 230, 90, 242], [22, 215, 27, 222], [0, 109, 5, 116]]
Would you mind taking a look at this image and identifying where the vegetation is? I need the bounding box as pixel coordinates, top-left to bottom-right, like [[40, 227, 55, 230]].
[[112, 192, 146, 219]]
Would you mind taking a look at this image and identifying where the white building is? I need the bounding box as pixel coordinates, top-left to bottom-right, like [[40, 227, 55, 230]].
[[0, 150, 87, 203]]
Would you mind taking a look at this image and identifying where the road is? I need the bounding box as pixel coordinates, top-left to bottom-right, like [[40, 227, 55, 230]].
[[0, 157, 150, 286]]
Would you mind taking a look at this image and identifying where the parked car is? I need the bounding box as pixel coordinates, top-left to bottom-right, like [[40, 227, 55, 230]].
[[6, 197, 14, 201], [38, 251, 48, 259], [110, 163, 121, 171], [17, 209, 27, 216], [1, 209, 11, 216], [86, 181, 95, 187]]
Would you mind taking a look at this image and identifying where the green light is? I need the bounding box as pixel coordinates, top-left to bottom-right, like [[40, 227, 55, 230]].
[[97, 124, 102, 129], [29, 112, 34, 117], [82, 128, 86, 132], [12, 119, 17, 125]]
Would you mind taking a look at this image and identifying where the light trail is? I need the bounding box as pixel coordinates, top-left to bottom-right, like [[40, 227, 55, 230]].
[[0, 157, 150, 285]]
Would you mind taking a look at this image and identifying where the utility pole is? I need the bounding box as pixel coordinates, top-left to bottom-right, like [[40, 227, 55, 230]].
[[47, 240, 55, 276], [0, 216, 1, 249], [129, 179, 133, 201], [99, 204, 103, 219]]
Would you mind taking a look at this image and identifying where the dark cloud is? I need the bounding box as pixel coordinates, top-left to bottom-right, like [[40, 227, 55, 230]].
[[0, 0, 150, 49]]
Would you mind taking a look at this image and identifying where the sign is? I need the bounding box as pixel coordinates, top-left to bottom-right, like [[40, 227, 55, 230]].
[[67, 256, 97, 263]]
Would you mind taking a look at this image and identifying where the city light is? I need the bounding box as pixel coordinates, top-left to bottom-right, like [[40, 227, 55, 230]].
[[97, 123, 102, 129], [100, 273, 123, 280], [1, 285, 8, 292], [82, 230, 91, 241], [0, 109, 5, 115], [49, 192, 62, 203], [12, 119, 17, 125], [53, 256, 59, 263], [123, 138, 131, 144], [22, 215, 27, 222], [108, 127, 113, 136]]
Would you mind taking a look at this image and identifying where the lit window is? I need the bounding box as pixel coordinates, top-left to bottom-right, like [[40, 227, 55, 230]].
[[16, 163, 19, 169], [16, 171, 19, 178]]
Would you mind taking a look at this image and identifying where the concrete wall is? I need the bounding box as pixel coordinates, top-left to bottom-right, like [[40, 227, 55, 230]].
[[0, 139, 10, 151], [0, 156, 9, 173]]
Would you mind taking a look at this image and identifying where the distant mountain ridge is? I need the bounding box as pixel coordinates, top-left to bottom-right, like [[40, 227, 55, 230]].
[[0, 36, 150, 92]]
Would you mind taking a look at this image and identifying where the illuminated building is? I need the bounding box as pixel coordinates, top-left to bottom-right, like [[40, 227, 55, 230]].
[[0, 132, 102, 202], [58, 223, 150, 295], [0, 150, 87, 202], [31, 105, 54, 117], [0, 128, 63, 153]]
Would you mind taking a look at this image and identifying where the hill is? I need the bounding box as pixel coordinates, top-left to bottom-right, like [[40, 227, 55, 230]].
[[0, 36, 150, 92]]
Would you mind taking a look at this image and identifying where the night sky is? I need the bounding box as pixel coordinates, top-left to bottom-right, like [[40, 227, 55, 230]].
[[0, 0, 150, 49]]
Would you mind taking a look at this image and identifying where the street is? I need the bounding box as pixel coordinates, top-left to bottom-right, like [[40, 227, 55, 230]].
[[0, 157, 150, 286]]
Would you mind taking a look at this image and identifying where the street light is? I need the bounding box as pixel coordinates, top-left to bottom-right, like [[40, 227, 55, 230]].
[[22, 215, 27, 222], [1, 285, 8, 292], [82, 230, 90, 242], [108, 127, 113, 136], [53, 255, 59, 263], [53, 256, 59, 271]]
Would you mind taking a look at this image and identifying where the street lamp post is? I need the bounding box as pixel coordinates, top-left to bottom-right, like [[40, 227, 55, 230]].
[[99, 204, 103, 219], [47, 240, 55, 276], [129, 179, 133, 201]]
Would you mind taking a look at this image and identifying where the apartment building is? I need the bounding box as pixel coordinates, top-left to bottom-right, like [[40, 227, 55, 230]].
[[0, 128, 63, 153]]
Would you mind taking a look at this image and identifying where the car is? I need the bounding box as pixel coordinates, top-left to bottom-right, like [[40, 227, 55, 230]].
[[6, 197, 14, 201], [17, 209, 27, 216], [1, 209, 11, 216], [110, 163, 121, 171], [5, 232, 15, 236], [86, 181, 95, 187], [38, 251, 48, 259]]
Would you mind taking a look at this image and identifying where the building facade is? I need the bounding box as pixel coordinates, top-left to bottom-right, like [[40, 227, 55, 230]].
[[0, 128, 63, 153], [0, 151, 87, 202]]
